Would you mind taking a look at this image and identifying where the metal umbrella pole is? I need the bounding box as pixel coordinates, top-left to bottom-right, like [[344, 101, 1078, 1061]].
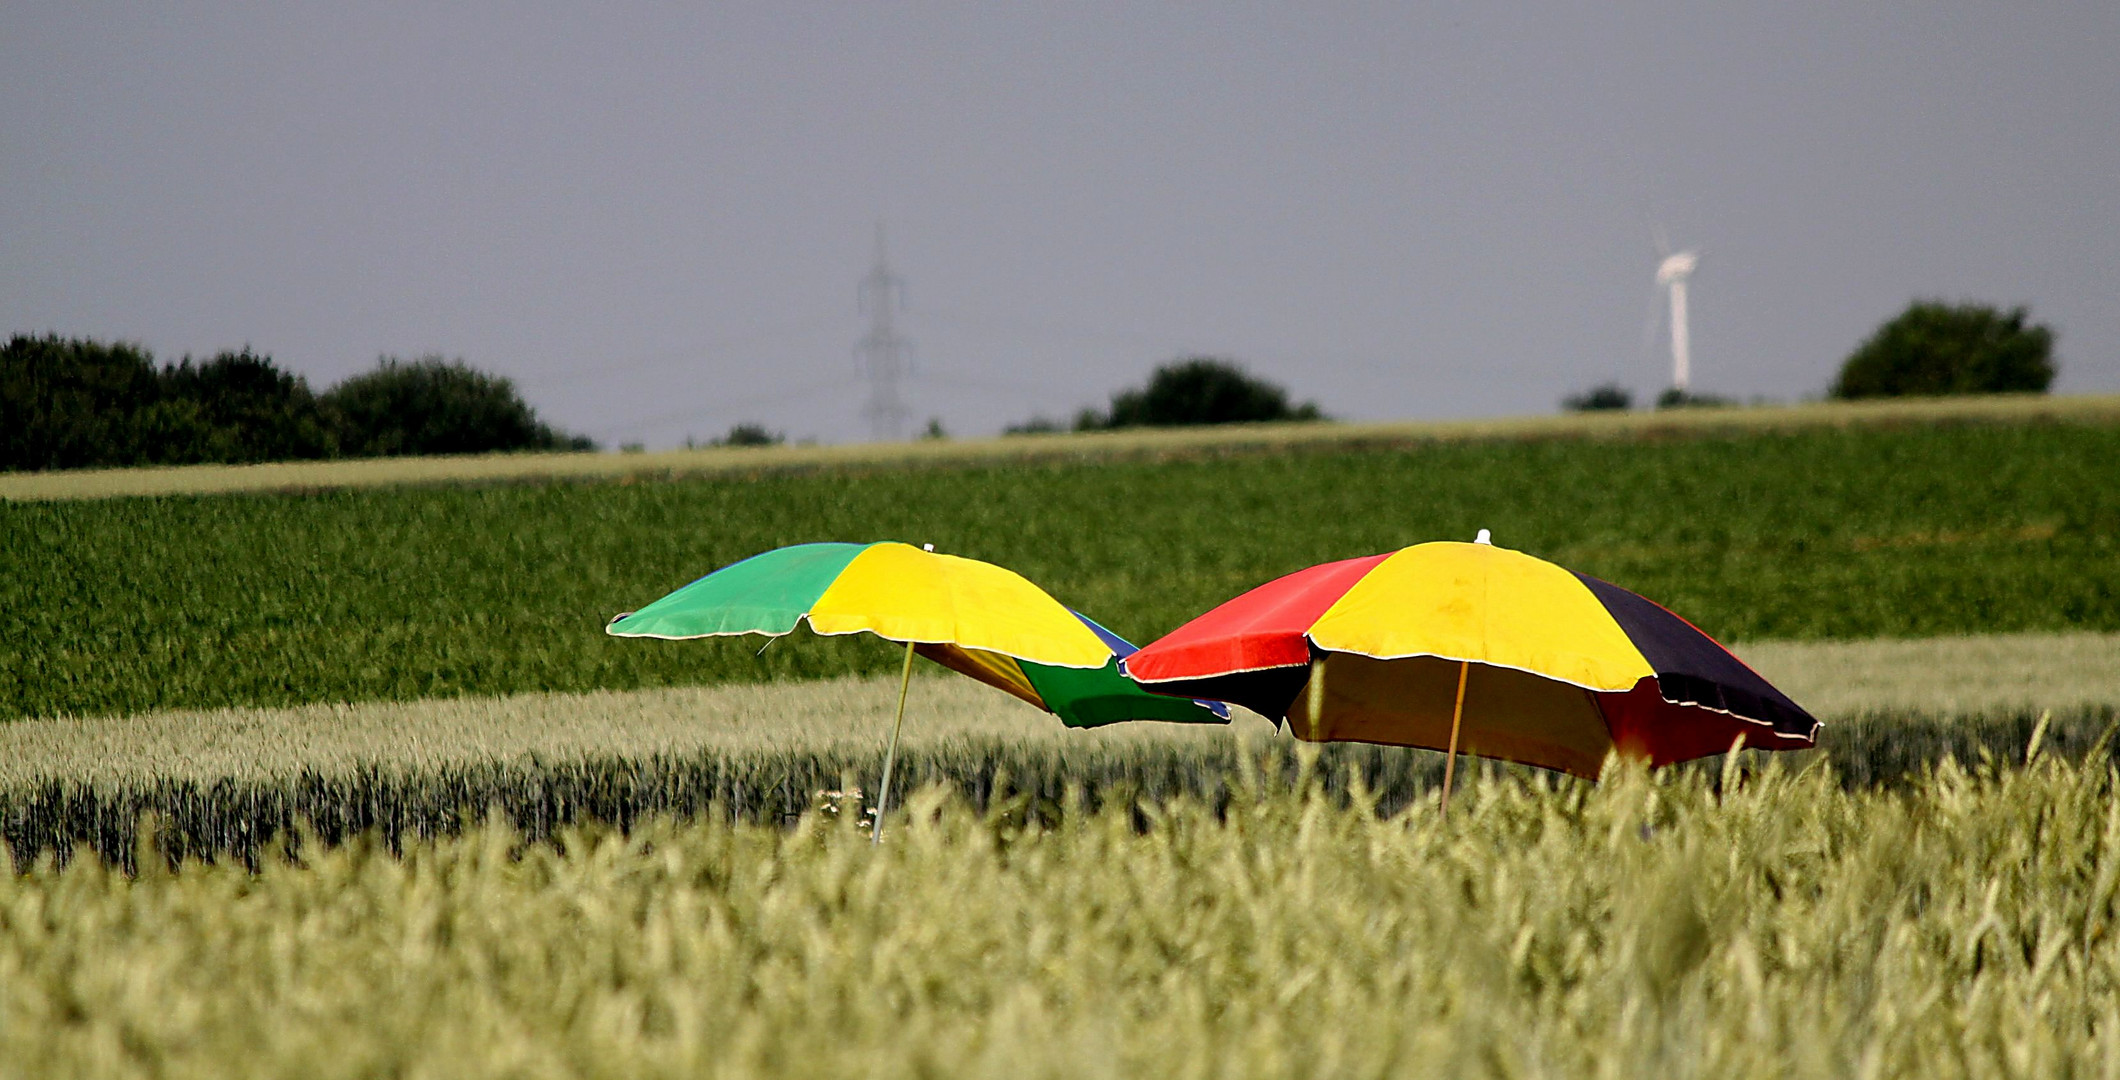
[[871, 638, 918, 844], [1440, 660, 1469, 821]]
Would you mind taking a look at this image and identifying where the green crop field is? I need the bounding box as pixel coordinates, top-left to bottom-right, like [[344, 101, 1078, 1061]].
[[6, 417, 2118, 721], [8, 755, 2120, 1077]]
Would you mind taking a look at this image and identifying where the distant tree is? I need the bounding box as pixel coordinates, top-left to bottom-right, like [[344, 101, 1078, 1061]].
[[2, 334, 164, 470], [1076, 357, 1324, 430], [322, 356, 593, 457], [1831, 301, 2055, 399], [1562, 383, 1632, 412], [713, 422, 783, 447], [1656, 387, 1734, 410], [1002, 415, 1066, 436], [3, 337, 595, 471], [1, 335, 334, 471], [919, 417, 948, 441], [155, 349, 336, 464]]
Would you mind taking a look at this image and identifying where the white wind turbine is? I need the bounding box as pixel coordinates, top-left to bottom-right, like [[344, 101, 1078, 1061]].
[[1651, 226, 1701, 393]]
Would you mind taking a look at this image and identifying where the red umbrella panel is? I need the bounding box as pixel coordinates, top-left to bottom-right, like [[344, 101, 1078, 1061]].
[[1125, 542, 1820, 779]]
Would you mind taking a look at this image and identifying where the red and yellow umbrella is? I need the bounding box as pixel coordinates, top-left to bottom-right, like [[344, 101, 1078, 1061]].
[[1128, 536, 1819, 806]]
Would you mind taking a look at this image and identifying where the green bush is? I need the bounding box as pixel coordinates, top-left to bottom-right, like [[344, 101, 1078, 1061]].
[[154, 350, 338, 464], [709, 423, 783, 447], [2, 337, 593, 471], [323, 356, 593, 457], [1832, 301, 2056, 398], [0, 335, 335, 471], [1563, 384, 1632, 412], [1656, 387, 1734, 410], [4, 335, 165, 470], [1074, 357, 1323, 430]]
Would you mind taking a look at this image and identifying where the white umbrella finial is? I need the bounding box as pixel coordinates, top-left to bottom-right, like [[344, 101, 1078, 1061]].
[[1475, 529, 1492, 545]]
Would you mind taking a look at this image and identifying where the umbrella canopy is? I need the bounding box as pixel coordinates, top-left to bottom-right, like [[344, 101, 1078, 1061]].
[[1127, 539, 1819, 778], [608, 541, 1225, 728]]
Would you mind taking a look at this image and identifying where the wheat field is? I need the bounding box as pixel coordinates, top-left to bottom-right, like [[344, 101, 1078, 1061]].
[[1, 631, 2110, 872], [5, 751, 2119, 1078], [3, 631, 2109, 790], [2, 634, 2115, 1077]]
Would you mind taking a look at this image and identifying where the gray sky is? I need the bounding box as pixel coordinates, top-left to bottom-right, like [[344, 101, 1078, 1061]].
[[5, 4, 2115, 447]]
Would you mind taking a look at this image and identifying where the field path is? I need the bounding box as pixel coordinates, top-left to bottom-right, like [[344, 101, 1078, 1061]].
[[6, 393, 2114, 501]]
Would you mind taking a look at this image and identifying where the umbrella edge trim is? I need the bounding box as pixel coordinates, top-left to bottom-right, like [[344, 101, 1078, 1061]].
[[1133, 651, 1821, 743], [607, 616, 1110, 668], [1129, 660, 1308, 684]]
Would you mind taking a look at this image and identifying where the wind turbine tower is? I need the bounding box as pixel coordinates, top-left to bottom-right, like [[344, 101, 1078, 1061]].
[[1655, 244, 1700, 393], [855, 225, 913, 441]]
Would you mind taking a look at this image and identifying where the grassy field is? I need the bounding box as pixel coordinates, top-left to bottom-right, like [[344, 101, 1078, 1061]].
[[5, 392, 2113, 503], [6, 417, 2118, 721], [8, 756, 2120, 1077]]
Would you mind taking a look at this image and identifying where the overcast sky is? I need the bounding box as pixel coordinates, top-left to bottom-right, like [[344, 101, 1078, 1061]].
[[5, 4, 2115, 447]]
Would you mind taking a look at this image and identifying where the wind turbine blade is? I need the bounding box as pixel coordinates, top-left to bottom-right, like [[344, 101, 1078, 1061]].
[[1650, 220, 1671, 260]]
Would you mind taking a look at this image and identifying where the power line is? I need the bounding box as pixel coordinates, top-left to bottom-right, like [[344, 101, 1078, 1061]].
[[588, 376, 850, 441], [513, 317, 843, 391], [909, 365, 1091, 406], [917, 306, 1205, 358]]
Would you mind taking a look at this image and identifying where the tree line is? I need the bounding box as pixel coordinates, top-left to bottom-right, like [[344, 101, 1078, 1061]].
[[1026, 300, 2057, 434], [6, 297, 2062, 472], [1, 335, 592, 472], [1005, 357, 1324, 434], [1564, 299, 2058, 412]]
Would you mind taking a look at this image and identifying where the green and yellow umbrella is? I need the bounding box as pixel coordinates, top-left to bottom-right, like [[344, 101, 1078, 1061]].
[[607, 541, 1225, 837]]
